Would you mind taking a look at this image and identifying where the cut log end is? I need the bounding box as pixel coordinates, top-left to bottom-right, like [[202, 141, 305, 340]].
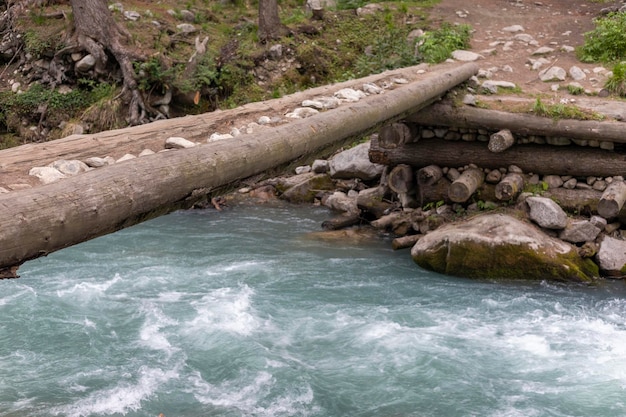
[[448, 168, 484, 203]]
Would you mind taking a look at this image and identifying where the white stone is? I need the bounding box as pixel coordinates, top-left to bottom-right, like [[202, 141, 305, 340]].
[[176, 23, 196, 34], [258, 116, 272, 125], [569, 66, 586, 81], [503, 24, 524, 32], [561, 45, 575, 53], [451, 50, 483, 61], [139, 149, 156, 157], [514, 33, 535, 43], [29, 167, 66, 184], [75, 54, 96, 72], [532, 46, 555, 55], [116, 154, 136, 163], [285, 107, 319, 119], [207, 133, 234, 142], [123, 10, 141, 20], [165, 136, 196, 149], [362, 83, 383, 95], [334, 88, 366, 102]]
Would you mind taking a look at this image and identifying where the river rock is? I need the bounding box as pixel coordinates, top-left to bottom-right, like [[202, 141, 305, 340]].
[[526, 196, 568, 229], [75, 54, 96, 72], [558, 220, 601, 243], [596, 236, 626, 277], [286, 107, 319, 118], [280, 173, 335, 203], [322, 191, 359, 214], [329, 142, 384, 181], [411, 213, 598, 282], [569, 66, 586, 81]]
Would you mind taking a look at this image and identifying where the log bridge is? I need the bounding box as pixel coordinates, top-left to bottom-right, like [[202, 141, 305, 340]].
[[0, 62, 478, 277]]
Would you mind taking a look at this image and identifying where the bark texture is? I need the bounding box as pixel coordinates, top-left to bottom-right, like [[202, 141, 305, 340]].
[[369, 139, 626, 178], [258, 0, 287, 42], [407, 102, 626, 144], [69, 0, 147, 125]]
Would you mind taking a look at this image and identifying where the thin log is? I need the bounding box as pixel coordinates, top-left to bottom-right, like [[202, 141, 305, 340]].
[[598, 181, 626, 219], [495, 173, 524, 201], [388, 164, 414, 194], [488, 129, 515, 153], [417, 164, 443, 186], [322, 213, 362, 230], [0, 62, 479, 273], [407, 102, 626, 144], [449, 168, 484, 203], [369, 139, 626, 178], [392, 234, 422, 250], [378, 122, 419, 148]]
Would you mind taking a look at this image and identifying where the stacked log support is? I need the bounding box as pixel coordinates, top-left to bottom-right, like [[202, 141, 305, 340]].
[[495, 173, 525, 201], [598, 181, 626, 219], [488, 129, 515, 153], [449, 167, 484, 203]]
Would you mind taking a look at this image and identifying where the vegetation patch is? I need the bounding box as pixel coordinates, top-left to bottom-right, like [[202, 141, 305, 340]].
[[579, 12, 626, 62]]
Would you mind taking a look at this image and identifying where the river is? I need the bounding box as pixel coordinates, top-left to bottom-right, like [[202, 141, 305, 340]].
[[2, 203, 626, 416]]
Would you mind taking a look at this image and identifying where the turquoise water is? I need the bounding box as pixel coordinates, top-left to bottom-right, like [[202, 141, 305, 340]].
[[2, 203, 626, 417]]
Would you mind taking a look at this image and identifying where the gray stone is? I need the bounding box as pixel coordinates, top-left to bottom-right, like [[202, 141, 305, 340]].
[[559, 220, 601, 243], [176, 23, 197, 34], [526, 196, 568, 229], [503, 25, 524, 32], [596, 236, 626, 277], [543, 175, 564, 189], [411, 213, 596, 282], [123, 10, 141, 21], [139, 149, 156, 157], [165, 136, 196, 149], [514, 33, 535, 43], [75, 54, 96, 72], [462, 94, 477, 106], [29, 167, 66, 184], [539, 66, 567, 82], [179, 9, 196, 22], [323, 191, 358, 213], [569, 66, 586, 81], [482, 80, 517, 93], [329, 142, 384, 181], [312, 159, 329, 173], [49, 159, 89, 176], [269, 44, 283, 60], [590, 215, 608, 231]]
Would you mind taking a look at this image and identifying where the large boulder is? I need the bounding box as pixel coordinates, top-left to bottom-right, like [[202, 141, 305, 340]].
[[411, 213, 598, 282], [596, 236, 626, 277], [329, 142, 384, 181]]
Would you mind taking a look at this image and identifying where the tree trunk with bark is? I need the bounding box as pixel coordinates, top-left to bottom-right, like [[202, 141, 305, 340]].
[[0, 62, 479, 275], [68, 0, 148, 125], [258, 0, 287, 42], [407, 102, 626, 144], [369, 139, 626, 178]]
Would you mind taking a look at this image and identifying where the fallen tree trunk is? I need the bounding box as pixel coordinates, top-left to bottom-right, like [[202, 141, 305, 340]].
[[407, 102, 626, 144], [369, 138, 626, 178], [0, 61, 473, 187], [0, 62, 478, 275]]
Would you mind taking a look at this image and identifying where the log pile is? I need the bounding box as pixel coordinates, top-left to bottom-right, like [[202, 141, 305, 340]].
[[364, 101, 626, 255]]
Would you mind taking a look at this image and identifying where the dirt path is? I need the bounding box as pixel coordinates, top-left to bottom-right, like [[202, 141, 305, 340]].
[[429, 0, 612, 96]]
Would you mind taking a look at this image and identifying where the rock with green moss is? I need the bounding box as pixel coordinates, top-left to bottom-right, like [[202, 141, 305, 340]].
[[411, 213, 599, 282]]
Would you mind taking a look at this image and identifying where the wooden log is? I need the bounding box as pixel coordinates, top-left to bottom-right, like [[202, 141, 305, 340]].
[[448, 168, 484, 203], [495, 173, 524, 201], [322, 213, 362, 230], [417, 164, 443, 186], [0, 62, 479, 273], [407, 101, 626, 144], [369, 139, 626, 178], [488, 129, 515, 153], [598, 181, 626, 219], [378, 122, 419, 148], [392, 234, 422, 250], [388, 164, 414, 193]]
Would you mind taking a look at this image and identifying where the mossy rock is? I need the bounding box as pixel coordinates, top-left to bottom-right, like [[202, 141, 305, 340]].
[[411, 213, 599, 283]]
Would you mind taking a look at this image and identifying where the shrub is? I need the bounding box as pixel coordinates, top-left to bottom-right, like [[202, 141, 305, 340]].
[[579, 12, 626, 62], [605, 62, 626, 96], [417, 23, 472, 63]]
